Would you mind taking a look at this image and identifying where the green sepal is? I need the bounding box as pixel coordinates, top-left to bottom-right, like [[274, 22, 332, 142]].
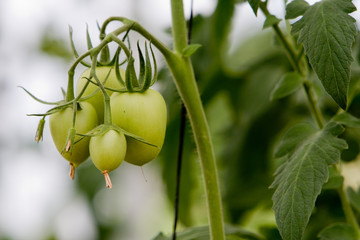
[[182, 44, 201, 57], [77, 124, 159, 149], [141, 42, 152, 91], [125, 54, 139, 91], [137, 41, 146, 86], [35, 117, 46, 143], [68, 26, 91, 67], [62, 127, 77, 154], [114, 47, 126, 86], [149, 43, 158, 87], [19, 86, 62, 105], [86, 24, 93, 52]]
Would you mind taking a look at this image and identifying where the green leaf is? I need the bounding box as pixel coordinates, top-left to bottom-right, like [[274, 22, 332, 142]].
[[322, 165, 344, 190], [285, 0, 310, 19], [152, 225, 262, 240], [248, 0, 261, 16], [318, 223, 357, 240], [332, 112, 360, 128], [291, 0, 357, 109], [270, 72, 304, 100], [271, 122, 348, 240], [182, 44, 202, 57], [263, 15, 281, 29]]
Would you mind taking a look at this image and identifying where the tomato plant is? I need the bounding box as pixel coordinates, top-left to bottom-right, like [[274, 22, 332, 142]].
[[49, 102, 98, 170], [23, 0, 360, 239], [110, 88, 167, 166]]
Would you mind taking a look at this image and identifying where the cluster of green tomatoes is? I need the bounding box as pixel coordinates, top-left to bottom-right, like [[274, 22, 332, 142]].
[[26, 34, 167, 188]]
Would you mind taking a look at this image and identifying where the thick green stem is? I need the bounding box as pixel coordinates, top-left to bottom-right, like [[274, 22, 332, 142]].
[[170, 0, 188, 53], [168, 1, 225, 239], [166, 54, 225, 240]]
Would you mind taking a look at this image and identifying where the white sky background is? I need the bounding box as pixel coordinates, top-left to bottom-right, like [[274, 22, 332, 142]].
[[0, 0, 360, 239]]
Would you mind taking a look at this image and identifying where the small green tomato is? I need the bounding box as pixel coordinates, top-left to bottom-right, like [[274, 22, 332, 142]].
[[89, 129, 127, 188], [49, 102, 98, 178]]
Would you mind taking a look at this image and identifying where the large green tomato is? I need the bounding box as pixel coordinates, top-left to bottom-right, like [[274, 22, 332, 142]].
[[49, 102, 98, 167], [76, 66, 124, 123], [89, 129, 127, 172], [110, 89, 167, 166]]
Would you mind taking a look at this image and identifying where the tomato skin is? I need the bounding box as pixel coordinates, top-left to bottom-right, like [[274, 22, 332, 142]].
[[110, 89, 167, 166], [89, 129, 127, 172], [76, 67, 124, 123], [49, 102, 98, 167]]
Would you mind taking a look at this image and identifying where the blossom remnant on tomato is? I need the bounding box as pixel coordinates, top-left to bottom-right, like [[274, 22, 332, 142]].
[[110, 88, 167, 166], [49, 102, 98, 178], [89, 129, 127, 188]]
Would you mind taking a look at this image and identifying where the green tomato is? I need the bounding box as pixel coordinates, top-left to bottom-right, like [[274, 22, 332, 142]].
[[49, 102, 98, 167], [89, 129, 127, 172], [76, 66, 124, 123], [110, 88, 167, 166]]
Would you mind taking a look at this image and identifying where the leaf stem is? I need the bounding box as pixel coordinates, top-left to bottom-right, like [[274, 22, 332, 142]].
[[337, 186, 360, 238], [259, 2, 325, 129], [303, 81, 325, 129]]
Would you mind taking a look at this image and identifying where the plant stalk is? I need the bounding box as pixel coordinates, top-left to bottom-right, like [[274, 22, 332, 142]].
[[259, 2, 325, 129], [167, 1, 225, 239], [166, 53, 225, 240], [337, 186, 360, 238]]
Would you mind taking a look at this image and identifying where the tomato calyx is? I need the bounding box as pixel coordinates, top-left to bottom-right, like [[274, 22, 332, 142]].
[[122, 41, 158, 93], [35, 117, 45, 143], [77, 123, 158, 149]]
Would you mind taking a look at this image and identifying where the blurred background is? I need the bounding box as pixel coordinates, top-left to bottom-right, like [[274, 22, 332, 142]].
[[1, 0, 360, 239]]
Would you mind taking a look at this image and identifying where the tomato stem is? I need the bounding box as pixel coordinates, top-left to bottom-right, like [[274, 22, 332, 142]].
[[259, 2, 325, 129], [102, 170, 112, 189], [89, 56, 113, 125], [165, 1, 226, 239]]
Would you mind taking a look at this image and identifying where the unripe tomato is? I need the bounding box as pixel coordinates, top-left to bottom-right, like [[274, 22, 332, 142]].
[[89, 129, 127, 172], [76, 66, 124, 123], [49, 102, 98, 167], [110, 89, 167, 166]]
